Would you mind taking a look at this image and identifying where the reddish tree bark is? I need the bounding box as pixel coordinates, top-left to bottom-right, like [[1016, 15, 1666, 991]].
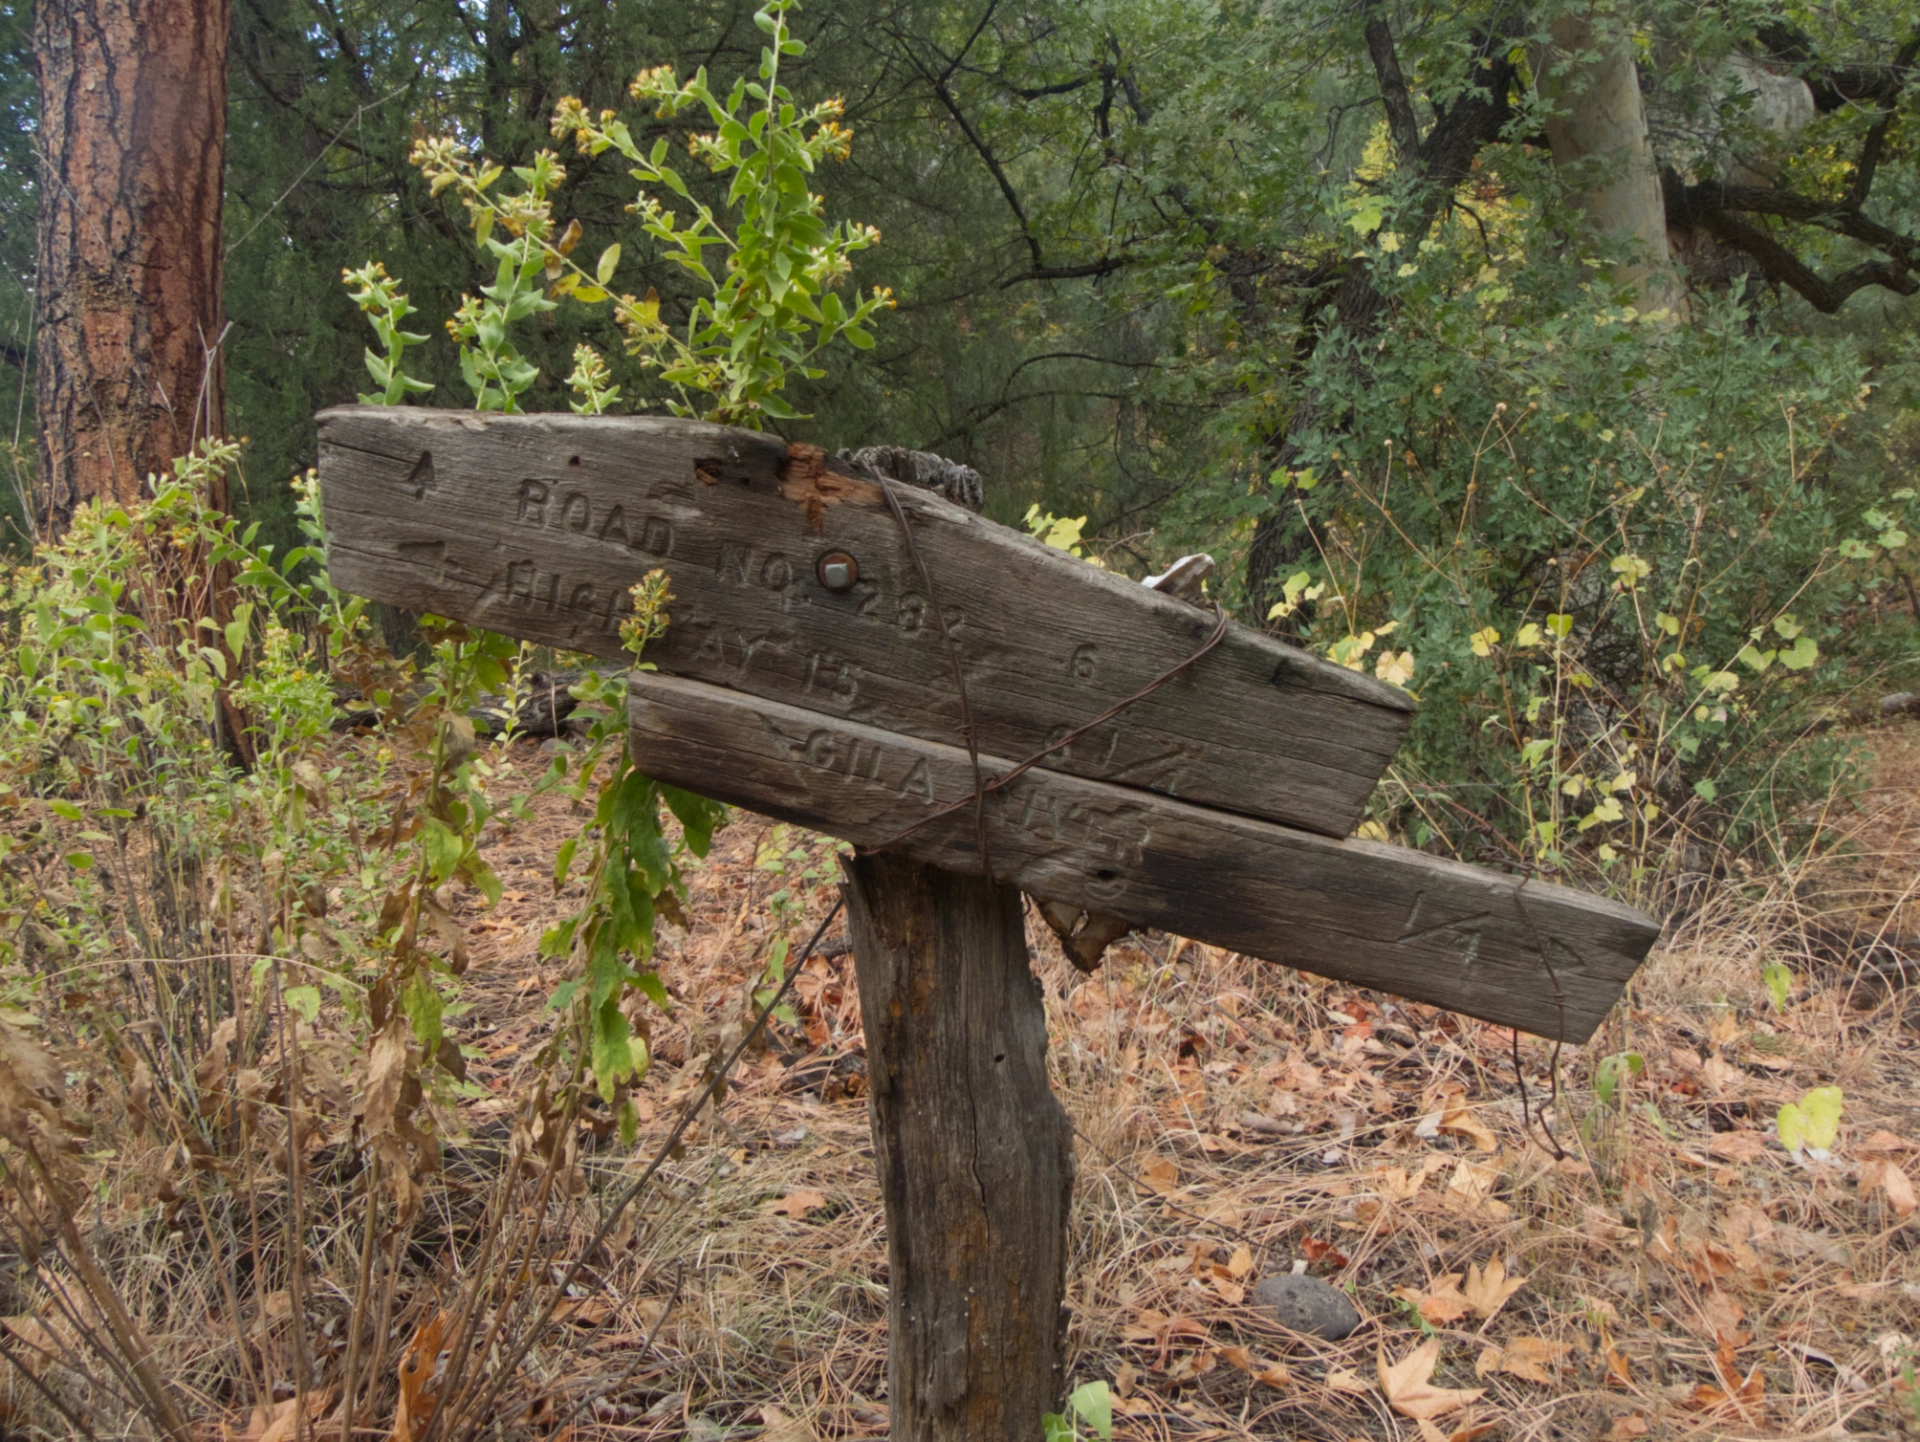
[[33, 0, 231, 539]]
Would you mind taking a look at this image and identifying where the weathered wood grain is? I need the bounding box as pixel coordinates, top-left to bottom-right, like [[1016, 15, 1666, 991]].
[[626, 671, 1660, 1042], [841, 850, 1073, 1441], [316, 406, 1412, 838]]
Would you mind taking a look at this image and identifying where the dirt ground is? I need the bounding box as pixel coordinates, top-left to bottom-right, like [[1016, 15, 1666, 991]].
[[395, 718, 1920, 1442]]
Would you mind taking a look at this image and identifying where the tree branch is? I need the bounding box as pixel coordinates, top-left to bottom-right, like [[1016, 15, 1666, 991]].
[[1364, 8, 1421, 164], [1664, 171, 1919, 310], [1850, 32, 1920, 206]]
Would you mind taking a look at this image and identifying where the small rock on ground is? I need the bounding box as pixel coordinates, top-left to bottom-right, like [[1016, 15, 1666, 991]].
[[1250, 1273, 1361, 1340]]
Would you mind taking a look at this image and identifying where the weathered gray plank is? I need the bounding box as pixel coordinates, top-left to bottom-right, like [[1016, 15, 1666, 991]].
[[316, 406, 1412, 838], [626, 671, 1659, 1042]]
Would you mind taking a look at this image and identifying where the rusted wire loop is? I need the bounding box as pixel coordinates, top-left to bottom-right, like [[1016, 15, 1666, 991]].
[[869, 600, 1232, 858]]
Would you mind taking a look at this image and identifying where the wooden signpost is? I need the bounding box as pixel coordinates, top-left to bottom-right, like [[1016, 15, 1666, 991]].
[[318, 407, 1661, 1441]]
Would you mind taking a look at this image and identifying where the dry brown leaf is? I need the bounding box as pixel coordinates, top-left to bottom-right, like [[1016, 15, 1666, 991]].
[[767, 1188, 829, 1217], [0, 1015, 64, 1146], [1446, 1158, 1510, 1217], [1603, 1343, 1632, 1387], [1227, 1242, 1254, 1278], [1699, 1289, 1751, 1348], [1708, 1130, 1768, 1163], [552, 1296, 615, 1326], [390, 1313, 446, 1442], [1605, 1414, 1650, 1439], [1859, 1158, 1918, 1218], [1394, 1273, 1471, 1325], [1461, 1255, 1525, 1320], [1324, 1367, 1369, 1394], [1480, 1335, 1571, 1385], [1210, 1274, 1245, 1306], [361, 1016, 411, 1137], [1378, 1339, 1485, 1420], [1439, 1097, 1498, 1152], [1417, 1422, 1496, 1442], [758, 1404, 814, 1442], [1859, 1129, 1920, 1157], [222, 1393, 333, 1442], [1165, 1348, 1218, 1381], [1139, 1156, 1179, 1195], [1701, 1055, 1745, 1095], [1220, 1344, 1292, 1388]]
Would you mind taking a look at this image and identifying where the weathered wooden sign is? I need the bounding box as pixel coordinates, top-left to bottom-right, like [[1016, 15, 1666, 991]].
[[625, 671, 1653, 1042], [317, 406, 1659, 1044], [317, 407, 1413, 839], [318, 405, 1661, 1442]]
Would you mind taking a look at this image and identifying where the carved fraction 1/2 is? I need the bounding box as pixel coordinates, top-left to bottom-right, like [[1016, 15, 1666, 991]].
[[1397, 888, 1494, 968]]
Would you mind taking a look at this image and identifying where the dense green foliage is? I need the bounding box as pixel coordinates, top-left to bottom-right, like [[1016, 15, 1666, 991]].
[[3, 0, 1917, 873]]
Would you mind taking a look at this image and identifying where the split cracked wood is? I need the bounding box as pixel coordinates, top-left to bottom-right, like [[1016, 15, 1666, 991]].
[[626, 671, 1658, 1043], [315, 406, 1413, 839]]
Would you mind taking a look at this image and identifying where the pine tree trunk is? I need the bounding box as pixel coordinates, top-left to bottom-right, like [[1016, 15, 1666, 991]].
[[840, 850, 1075, 1441], [33, 0, 231, 539]]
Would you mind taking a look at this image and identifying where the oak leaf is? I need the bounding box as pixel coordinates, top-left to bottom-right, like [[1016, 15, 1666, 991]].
[[1378, 1339, 1485, 1420]]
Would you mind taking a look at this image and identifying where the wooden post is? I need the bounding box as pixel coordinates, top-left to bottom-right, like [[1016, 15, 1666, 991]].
[[840, 850, 1074, 1440]]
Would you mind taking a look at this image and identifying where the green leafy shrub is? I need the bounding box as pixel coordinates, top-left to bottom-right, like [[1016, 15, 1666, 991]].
[[1248, 247, 1897, 892], [356, 0, 890, 426]]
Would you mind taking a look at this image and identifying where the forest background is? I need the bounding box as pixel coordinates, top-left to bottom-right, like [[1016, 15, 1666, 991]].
[[4, 0, 1920, 867], [1, 3, 1919, 1438]]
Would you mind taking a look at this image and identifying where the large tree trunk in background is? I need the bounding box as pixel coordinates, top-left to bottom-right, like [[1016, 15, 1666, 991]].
[[840, 850, 1074, 1441], [1539, 7, 1680, 314], [33, 0, 231, 540]]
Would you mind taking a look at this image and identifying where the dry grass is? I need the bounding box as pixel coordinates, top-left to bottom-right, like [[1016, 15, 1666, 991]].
[[5, 723, 1920, 1442]]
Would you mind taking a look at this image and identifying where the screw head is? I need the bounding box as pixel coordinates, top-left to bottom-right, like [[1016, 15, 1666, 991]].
[[817, 551, 858, 592]]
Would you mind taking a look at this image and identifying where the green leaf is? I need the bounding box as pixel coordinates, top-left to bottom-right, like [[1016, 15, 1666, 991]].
[[1068, 1380, 1113, 1442], [420, 817, 464, 884], [662, 784, 725, 857], [284, 985, 321, 1023], [1778, 635, 1818, 671], [402, 971, 445, 1057], [1692, 778, 1718, 803], [596, 243, 621, 284], [1762, 961, 1792, 1012], [1800, 1086, 1842, 1151]]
